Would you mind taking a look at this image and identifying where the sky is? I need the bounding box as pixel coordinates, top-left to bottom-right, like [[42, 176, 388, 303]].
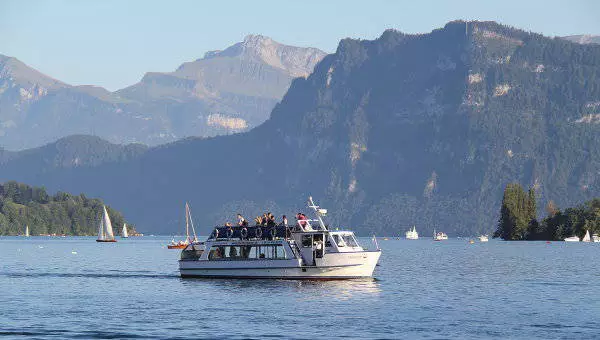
[[1, 0, 599, 91]]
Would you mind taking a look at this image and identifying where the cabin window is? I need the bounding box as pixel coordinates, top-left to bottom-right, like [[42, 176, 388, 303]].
[[181, 245, 203, 260], [208, 244, 286, 260], [332, 234, 345, 247], [342, 234, 359, 247], [302, 235, 312, 248]]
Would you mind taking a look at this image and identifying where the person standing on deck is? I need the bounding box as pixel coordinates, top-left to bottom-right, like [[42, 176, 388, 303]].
[[237, 214, 248, 227]]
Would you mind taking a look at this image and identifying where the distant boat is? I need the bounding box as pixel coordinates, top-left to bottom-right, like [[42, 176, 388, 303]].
[[593, 234, 600, 243], [405, 226, 419, 240], [24, 225, 30, 237], [582, 230, 592, 242], [433, 229, 448, 241], [479, 235, 489, 242], [122, 223, 129, 238], [564, 235, 579, 242], [96, 206, 117, 243], [168, 202, 198, 249]]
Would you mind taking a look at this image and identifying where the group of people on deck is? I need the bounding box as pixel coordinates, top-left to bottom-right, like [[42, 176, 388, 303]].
[[230, 212, 313, 231]]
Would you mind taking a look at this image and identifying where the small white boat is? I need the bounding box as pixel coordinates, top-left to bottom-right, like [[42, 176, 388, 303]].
[[405, 226, 419, 240], [122, 223, 129, 238], [479, 235, 489, 242], [593, 234, 600, 243], [24, 225, 30, 237], [564, 235, 580, 242], [433, 230, 448, 241], [179, 197, 381, 279], [582, 230, 592, 242], [96, 206, 117, 243]]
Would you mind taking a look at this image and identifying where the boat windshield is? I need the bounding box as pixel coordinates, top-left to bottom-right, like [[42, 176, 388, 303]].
[[332, 233, 359, 247], [342, 234, 359, 247]]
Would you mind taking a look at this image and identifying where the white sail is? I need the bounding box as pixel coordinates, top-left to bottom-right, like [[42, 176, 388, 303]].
[[583, 230, 591, 242], [122, 223, 128, 238], [25, 225, 30, 237], [97, 218, 105, 240], [405, 226, 419, 240], [103, 206, 115, 240]]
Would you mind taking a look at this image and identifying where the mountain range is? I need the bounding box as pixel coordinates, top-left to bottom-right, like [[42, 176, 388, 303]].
[[1, 21, 599, 237], [561, 35, 600, 45], [0, 35, 326, 150]]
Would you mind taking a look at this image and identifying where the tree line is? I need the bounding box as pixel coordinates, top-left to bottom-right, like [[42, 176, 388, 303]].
[[0, 181, 133, 236], [494, 182, 599, 241]]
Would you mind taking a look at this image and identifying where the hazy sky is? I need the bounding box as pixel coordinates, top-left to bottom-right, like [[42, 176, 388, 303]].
[[1, 0, 599, 91]]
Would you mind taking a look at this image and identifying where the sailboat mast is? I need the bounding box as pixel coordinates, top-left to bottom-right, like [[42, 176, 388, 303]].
[[187, 203, 198, 242], [185, 202, 190, 241]]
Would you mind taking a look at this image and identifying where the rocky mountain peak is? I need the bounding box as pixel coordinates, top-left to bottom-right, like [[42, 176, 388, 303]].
[[0, 54, 66, 90], [200, 35, 327, 78]]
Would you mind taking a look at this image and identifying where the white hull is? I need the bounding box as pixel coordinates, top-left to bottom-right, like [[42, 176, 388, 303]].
[[564, 236, 580, 242], [180, 251, 381, 279]]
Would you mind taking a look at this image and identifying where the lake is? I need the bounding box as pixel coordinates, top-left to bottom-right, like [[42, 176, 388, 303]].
[[1, 236, 599, 339]]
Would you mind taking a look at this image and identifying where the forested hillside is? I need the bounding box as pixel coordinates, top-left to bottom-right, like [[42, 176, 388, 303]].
[[0, 181, 133, 236], [0, 21, 599, 236]]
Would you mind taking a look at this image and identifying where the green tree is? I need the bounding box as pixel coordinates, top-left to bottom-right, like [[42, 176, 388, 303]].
[[494, 183, 538, 240]]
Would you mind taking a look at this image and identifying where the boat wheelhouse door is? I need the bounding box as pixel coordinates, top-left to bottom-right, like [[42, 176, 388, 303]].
[[300, 233, 324, 266]]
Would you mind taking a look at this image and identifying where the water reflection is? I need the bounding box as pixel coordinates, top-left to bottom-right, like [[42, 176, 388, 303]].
[[180, 277, 382, 300]]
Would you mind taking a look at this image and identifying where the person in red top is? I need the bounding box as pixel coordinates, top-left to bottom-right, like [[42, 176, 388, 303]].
[[296, 213, 307, 230]]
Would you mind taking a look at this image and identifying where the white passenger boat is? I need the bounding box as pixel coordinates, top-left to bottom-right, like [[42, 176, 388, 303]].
[[479, 235, 489, 242], [178, 197, 381, 279], [405, 226, 419, 240], [564, 235, 579, 242], [433, 230, 448, 241], [593, 234, 600, 243]]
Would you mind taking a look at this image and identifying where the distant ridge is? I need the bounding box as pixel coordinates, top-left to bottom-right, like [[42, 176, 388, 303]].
[[561, 35, 600, 45], [0, 36, 326, 150]]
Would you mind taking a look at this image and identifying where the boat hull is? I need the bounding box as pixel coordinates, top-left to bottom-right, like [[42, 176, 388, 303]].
[[179, 250, 381, 279], [168, 244, 187, 249], [96, 239, 117, 242]]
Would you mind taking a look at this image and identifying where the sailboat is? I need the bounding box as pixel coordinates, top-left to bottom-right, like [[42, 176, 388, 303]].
[[405, 226, 419, 240], [122, 223, 129, 238], [24, 225, 30, 237], [168, 202, 198, 249], [96, 206, 117, 242], [582, 230, 592, 242]]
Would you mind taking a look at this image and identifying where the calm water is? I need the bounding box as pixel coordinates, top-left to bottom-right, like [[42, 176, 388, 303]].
[[1, 236, 599, 339]]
